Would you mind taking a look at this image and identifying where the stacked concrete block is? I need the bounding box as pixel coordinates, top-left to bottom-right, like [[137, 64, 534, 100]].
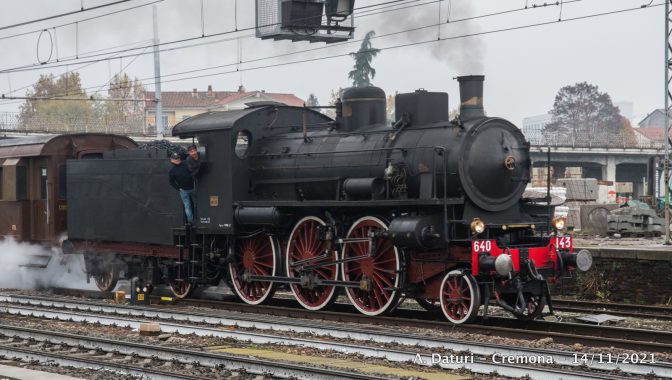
[[555, 178, 598, 201], [579, 203, 620, 236], [607, 205, 664, 236], [564, 167, 583, 179]]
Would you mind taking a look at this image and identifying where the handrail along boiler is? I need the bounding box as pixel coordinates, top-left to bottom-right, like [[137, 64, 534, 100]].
[[63, 75, 592, 324]]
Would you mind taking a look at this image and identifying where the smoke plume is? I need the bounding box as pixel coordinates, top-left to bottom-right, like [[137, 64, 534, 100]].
[[366, 1, 485, 74]]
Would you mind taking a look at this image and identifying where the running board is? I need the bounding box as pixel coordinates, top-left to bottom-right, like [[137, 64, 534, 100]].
[[18, 255, 52, 269]]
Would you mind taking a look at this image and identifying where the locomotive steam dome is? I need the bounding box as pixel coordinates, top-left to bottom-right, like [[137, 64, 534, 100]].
[[458, 118, 530, 212], [339, 86, 387, 131]]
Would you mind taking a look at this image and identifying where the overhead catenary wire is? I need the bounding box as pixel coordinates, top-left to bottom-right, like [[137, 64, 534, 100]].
[[0, 0, 467, 74], [123, 1, 656, 89], [0, 0, 577, 77], [4, 39, 153, 98], [90, 46, 150, 98], [1, 1, 661, 105], [0, 0, 165, 43], [0, 0, 135, 32], [36, 29, 53, 64], [0, 95, 145, 101]]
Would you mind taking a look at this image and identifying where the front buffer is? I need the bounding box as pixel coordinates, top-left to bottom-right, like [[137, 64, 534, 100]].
[[470, 236, 592, 321]]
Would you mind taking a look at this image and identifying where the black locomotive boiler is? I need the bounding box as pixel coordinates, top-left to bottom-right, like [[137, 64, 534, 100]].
[[64, 75, 592, 324]]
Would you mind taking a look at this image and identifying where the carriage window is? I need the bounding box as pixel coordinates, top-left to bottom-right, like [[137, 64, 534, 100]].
[[235, 130, 251, 159], [40, 167, 48, 200], [0, 167, 3, 200]]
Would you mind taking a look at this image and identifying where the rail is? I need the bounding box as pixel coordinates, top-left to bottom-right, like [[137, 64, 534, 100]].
[[2, 294, 672, 378]]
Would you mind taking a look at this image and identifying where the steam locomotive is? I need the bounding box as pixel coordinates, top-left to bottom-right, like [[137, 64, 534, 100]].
[[3, 75, 592, 324]]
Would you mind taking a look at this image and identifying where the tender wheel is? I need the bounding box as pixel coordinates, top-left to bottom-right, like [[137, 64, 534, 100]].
[[508, 294, 546, 320], [94, 264, 119, 293], [228, 234, 278, 305], [341, 216, 401, 316], [286, 216, 338, 310], [169, 280, 194, 299], [440, 270, 481, 324]]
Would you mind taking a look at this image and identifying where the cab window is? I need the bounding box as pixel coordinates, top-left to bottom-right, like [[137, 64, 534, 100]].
[[235, 130, 251, 159]]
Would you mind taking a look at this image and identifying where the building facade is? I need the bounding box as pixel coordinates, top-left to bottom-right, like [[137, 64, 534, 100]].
[[145, 85, 304, 133]]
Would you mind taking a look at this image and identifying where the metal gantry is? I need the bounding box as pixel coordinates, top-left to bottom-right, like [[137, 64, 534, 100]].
[[665, 0, 671, 244]]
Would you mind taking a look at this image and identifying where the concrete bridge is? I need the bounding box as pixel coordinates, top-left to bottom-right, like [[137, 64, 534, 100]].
[[530, 145, 663, 198]]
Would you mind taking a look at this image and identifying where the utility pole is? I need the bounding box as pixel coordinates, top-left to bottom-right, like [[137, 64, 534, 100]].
[[153, 5, 163, 138], [665, 0, 671, 244]]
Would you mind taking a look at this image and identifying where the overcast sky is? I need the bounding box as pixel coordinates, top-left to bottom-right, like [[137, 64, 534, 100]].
[[0, 0, 663, 126]]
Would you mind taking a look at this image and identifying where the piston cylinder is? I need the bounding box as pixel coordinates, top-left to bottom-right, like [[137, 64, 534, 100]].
[[387, 215, 442, 249]]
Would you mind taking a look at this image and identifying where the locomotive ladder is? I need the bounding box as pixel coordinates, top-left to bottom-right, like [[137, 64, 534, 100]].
[[174, 225, 207, 284]]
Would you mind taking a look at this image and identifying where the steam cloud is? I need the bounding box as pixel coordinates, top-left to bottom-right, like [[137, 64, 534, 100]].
[[366, 1, 485, 74], [0, 237, 96, 291]]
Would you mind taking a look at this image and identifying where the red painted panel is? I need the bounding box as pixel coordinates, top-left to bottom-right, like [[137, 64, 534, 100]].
[[471, 236, 573, 275]]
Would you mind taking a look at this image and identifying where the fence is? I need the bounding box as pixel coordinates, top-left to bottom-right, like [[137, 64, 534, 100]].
[[0, 112, 177, 137], [524, 129, 662, 149]]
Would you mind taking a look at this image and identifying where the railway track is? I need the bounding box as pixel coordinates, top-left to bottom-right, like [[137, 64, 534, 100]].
[[0, 292, 669, 379], [183, 299, 672, 352], [553, 299, 672, 321], [0, 324, 382, 380], [34, 288, 672, 352]]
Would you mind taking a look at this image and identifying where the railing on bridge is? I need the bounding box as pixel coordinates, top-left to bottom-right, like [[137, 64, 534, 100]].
[[0, 112, 175, 137], [525, 129, 663, 150]]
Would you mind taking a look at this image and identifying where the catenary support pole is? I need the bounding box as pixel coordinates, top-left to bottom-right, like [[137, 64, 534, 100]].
[[153, 5, 163, 138]]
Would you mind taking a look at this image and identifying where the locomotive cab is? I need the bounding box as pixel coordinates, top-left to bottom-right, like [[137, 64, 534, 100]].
[[172, 106, 334, 234]]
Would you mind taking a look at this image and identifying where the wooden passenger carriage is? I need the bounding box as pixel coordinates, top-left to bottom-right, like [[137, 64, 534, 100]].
[[0, 134, 136, 245]]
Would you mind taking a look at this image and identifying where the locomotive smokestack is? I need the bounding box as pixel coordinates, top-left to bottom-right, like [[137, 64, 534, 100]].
[[457, 75, 485, 121]]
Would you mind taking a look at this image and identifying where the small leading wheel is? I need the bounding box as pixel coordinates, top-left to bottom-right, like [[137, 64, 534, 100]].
[[508, 294, 546, 321], [228, 234, 279, 305], [341, 216, 402, 316], [94, 264, 118, 293], [169, 280, 194, 299], [440, 270, 481, 324], [286, 216, 339, 310]]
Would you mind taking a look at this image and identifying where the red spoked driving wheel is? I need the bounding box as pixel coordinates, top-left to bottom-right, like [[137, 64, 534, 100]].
[[286, 216, 338, 310], [228, 234, 278, 305], [341, 216, 401, 316]]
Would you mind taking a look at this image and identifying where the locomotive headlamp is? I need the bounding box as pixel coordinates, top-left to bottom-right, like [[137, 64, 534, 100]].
[[142, 286, 148, 293], [552, 217, 566, 231], [470, 218, 486, 234]]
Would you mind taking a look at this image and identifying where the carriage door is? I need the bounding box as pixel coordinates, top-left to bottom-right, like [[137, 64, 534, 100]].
[[29, 157, 50, 241], [55, 162, 68, 237]]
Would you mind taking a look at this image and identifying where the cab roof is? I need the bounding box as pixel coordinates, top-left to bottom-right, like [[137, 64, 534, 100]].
[[171, 106, 332, 138]]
